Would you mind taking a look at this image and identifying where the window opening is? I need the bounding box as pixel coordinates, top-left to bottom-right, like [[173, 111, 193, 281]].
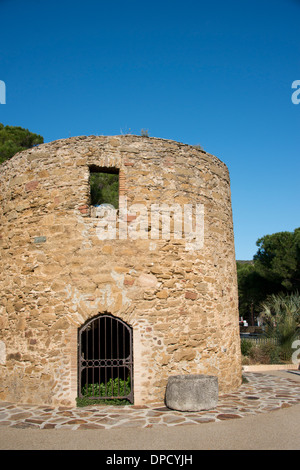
[[89, 166, 119, 210]]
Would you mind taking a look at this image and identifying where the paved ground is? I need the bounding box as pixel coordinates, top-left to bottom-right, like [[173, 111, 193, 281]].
[[1, 370, 300, 450]]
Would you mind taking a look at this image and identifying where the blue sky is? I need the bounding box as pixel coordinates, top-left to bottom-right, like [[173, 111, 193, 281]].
[[0, 0, 299, 260]]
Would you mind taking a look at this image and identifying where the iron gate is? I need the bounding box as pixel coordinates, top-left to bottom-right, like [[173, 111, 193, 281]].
[[78, 314, 133, 403]]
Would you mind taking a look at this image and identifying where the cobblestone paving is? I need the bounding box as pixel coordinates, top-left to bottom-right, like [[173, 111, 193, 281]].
[[0, 372, 300, 430]]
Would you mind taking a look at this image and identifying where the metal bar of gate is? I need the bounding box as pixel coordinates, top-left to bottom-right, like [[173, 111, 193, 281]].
[[85, 326, 88, 394], [116, 319, 119, 396], [92, 320, 95, 395], [104, 316, 107, 397], [122, 323, 125, 389], [98, 318, 100, 397], [110, 316, 113, 397]]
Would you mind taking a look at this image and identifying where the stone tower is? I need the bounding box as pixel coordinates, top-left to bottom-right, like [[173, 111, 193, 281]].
[[0, 135, 242, 406]]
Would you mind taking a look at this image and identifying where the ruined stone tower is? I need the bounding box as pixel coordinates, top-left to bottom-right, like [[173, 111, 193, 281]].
[[0, 135, 242, 406]]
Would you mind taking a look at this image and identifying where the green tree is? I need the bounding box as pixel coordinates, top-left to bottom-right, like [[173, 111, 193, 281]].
[[237, 227, 300, 324], [0, 123, 44, 164], [253, 228, 300, 291], [237, 261, 277, 324]]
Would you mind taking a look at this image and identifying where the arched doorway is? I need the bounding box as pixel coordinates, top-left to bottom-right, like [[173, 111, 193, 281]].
[[78, 314, 133, 403]]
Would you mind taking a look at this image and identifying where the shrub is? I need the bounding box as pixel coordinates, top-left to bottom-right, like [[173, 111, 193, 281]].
[[77, 376, 131, 407], [82, 376, 131, 398], [241, 339, 254, 356], [249, 343, 281, 364], [259, 291, 300, 363]]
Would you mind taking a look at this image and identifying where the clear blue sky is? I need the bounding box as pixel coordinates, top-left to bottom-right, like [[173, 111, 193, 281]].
[[1, 0, 299, 260]]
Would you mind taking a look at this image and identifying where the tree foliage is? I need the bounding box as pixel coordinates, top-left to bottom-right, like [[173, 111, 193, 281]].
[[237, 227, 300, 323], [0, 123, 44, 164], [237, 261, 276, 320], [90, 172, 119, 209], [254, 228, 300, 291]]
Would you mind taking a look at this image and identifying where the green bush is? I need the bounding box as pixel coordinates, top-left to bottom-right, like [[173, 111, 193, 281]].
[[248, 343, 281, 364], [241, 338, 282, 364], [241, 339, 254, 356], [77, 376, 131, 407], [82, 376, 131, 397]]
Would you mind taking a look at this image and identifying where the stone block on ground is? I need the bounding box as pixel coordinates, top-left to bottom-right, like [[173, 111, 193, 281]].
[[165, 374, 218, 411]]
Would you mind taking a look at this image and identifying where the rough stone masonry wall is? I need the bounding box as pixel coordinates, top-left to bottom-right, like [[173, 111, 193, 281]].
[[0, 135, 242, 406]]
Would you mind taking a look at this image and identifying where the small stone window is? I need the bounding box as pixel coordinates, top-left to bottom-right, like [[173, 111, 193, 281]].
[[89, 166, 119, 216]]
